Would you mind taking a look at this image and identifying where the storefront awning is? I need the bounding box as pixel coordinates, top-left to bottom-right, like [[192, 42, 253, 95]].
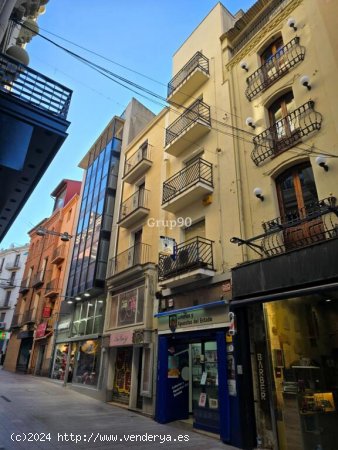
[[230, 281, 338, 307], [154, 299, 228, 318]]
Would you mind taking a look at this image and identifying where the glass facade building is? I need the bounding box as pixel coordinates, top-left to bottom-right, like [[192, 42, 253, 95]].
[[66, 118, 123, 298]]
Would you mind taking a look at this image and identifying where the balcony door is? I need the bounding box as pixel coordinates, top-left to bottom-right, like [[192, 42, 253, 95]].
[[269, 92, 299, 154], [261, 36, 284, 82], [276, 163, 323, 249]]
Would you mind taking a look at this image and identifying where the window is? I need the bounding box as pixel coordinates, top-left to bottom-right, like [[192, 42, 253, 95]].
[[54, 188, 66, 211], [0, 258, 4, 271], [4, 291, 11, 306], [276, 163, 322, 249], [109, 286, 145, 328], [9, 272, 15, 285], [73, 339, 101, 386], [14, 254, 20, 267], [185, 219, 205, 240], [71, 299, 105, 336], [268, 91, 299, 154], [0, 312, 5, 322]]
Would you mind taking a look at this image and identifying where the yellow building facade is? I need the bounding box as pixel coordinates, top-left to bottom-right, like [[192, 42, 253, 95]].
[[222, 1, 338, 449]]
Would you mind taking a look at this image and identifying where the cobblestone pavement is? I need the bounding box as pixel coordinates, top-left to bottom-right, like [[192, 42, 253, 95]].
[[0, 369, 239, 450]]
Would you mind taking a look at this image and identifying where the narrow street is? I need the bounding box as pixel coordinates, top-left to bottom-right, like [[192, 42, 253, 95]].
[[0, 370, 238, 450]]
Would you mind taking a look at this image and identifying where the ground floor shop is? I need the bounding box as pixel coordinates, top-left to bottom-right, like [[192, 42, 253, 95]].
[[51, 337, 102, 391], [106, 328, 155, 415], [154, 299, 250, 448], [3, 329, 34, 373], [238, 294, 338, 450]]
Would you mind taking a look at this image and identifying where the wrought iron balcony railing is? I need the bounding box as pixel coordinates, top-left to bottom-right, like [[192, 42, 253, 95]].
[[158, 237, 214, 280], [31, 270, 45, 287], [167, 51, 209, 98], [19, 277, 30, 293], [45, 279, 59, 297], [0, 53, 72, 119], [231, 197, 338, 258], [119, 189, 149, 222], [245, 38, 305, 101], [51, 243, 66, 263], [162, 158, 213, 204], [124, 143, 151, 177], [11, 313, 22, 328], [109, 243, 151, 277], [251, 101, 323, 166], [22, 308, 36, 324], [165, 99, 211, 147]]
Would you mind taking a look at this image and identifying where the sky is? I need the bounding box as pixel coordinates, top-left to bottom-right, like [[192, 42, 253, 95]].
[[1, 0, 256, 249]]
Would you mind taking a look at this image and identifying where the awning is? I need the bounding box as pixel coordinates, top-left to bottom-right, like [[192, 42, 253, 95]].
[[154, 299, 228, 318], [230, 281, 338, 307]]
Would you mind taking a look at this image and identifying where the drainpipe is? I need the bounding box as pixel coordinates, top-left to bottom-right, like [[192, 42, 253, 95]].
[[228, 65, 248, 263]]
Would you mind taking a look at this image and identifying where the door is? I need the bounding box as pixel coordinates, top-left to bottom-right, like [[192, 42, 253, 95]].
[[269, 92, 299, 155], [133, 229, 142, 265], [261, 36, 285, 83], [276, 163, 323, 249]]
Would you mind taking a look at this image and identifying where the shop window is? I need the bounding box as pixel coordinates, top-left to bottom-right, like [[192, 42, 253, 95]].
[[108, 286, 144, 329], [73, 339, 101, 386]]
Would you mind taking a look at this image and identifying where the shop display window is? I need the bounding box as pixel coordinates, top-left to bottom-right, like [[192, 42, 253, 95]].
[[51, 343, 76, 382], [73, 339, 101, 386], [109, 286, 145, 328]]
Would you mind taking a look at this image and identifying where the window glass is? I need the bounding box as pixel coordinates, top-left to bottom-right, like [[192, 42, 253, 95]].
[[73, 340, 101, 386]]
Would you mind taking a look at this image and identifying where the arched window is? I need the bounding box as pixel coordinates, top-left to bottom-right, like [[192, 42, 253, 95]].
[[276, 162, 323, 249]]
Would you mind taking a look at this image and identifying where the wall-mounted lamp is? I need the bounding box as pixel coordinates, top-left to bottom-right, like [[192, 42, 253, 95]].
[[315, 155, 329, 171], [287, 18, 297, 31], [240, 60, 249, 72], [246, 117, 256, 129], [300, 75, 311, 90], [253, 187, 264, 201]]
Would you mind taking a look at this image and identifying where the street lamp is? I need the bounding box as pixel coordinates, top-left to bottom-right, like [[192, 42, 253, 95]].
[[36, 227, 73, 241]]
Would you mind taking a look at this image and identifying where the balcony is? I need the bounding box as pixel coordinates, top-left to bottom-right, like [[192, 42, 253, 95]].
[[31, 270, 45, 288], [162, 158, 213, 213], [19, 278, 30, 294], [5, 261, 20, 270], [165, 99, 211, 156], [167, 52, 210, 104], [245, 38, 305, 101], [251, 101, 323, 166], [51, 244, 66, 265], [0, 53, 72, 241], [109, 243, 151, 277], [158, 237, 215, 288], [11, 313, 22, 328], [0, 280, 15, 290], [44, 279, 59, 298], [118, 189, 150, 229], [22, 308, 36, 324], [123, 143, 152, 184], [231, 197, 338, 300]]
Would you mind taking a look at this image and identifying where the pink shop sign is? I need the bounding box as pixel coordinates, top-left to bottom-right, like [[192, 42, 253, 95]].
[[109, 330, 134, 347]]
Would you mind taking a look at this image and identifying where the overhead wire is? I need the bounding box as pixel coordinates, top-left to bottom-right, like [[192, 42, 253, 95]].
[[15, 20, 338, 161]]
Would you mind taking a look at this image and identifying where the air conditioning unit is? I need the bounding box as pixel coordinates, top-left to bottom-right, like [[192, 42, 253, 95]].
[[0, 322, 6, 329]]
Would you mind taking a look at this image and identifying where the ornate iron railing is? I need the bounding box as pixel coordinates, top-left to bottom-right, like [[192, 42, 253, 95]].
[[22, 308, 36, 324], [119, 189, 149, 222], [0, 53, 72, 118], [52, 244, 66, 262], [162, 158, 213, 204], [231, 197, 338, 258], [167, 51, 209, 97], [109, 243, 151, 276], [251, 101, 323, 166], [124, 142, 151, 177], [245, 38, 305, 101], [165, 99, 211, 147], [158, 237, 214, 280]]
